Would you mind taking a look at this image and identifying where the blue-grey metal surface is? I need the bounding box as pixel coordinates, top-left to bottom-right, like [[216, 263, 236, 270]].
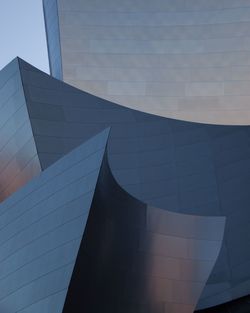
[[14, 58, 250, 309], [196, 294, 250, 312], [0, 58, 249, 311], [43, 0, 63, 80], [0, 128, 109, 312], [0, 59, 41, 202], [62, 152, 224, 313]]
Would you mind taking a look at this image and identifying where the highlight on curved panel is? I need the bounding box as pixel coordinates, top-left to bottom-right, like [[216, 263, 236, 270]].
[[1, 0, 250, 312]]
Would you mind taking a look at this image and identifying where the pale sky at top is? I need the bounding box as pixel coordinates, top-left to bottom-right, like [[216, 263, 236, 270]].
[[0, 0, 49, 73]]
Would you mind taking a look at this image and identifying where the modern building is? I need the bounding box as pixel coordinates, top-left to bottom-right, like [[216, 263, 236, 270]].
[[0, 0, 250, 312], [43, 0, 250, 124]]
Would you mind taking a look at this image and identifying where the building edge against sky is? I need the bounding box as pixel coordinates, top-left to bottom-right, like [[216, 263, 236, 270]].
[[0, 0, 250, 312], [43, 0, 250, 125]]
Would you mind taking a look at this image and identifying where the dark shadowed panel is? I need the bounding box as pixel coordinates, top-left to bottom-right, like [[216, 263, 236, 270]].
[[196, 294, 250, 313], [63, 153, 225, 313]]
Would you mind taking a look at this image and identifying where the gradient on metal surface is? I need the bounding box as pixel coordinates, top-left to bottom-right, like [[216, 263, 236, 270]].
[[0, 119, 225, 313], [0, 58, 41, 202], [63, 152, 225, 313], [0, 128, 109, 312], [10, 58, 250, 310], [43, 0, 250, 124], [0, 58, 249, 311]]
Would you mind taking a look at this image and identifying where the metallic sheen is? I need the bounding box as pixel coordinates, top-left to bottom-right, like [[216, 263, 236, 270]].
[[1, 58, 250, 312], [43, 0, 250, 124]]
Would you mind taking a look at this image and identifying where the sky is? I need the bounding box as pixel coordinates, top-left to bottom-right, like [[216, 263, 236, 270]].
[[0, 0, 49, 73]]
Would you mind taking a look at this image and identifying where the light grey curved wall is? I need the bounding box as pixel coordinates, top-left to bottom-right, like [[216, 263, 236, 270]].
[[43, 0, 250, 124], [0, 58, 41, 202], [0, 128, 109, 313]]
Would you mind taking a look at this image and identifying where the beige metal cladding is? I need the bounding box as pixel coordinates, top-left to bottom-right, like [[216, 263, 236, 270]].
[[46, 0, 250, 125]]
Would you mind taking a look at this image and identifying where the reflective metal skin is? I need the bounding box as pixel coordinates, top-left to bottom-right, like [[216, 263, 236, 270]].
[[0, 128, 109, 312], [0, 59, 41, 202], [0, 125, 225, 313], [0, 58, 249, 311], [43, 0, 250, 124], [63, 152, 225, 313], [43, 0, 62, 79]]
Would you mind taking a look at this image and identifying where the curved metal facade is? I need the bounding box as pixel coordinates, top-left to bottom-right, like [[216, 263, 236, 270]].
[[0, 58, 41, 202], [0, 114, 225, 313], [43, 0, 250, 124], [0, 128, 109, 312], [0, 58, 247, 311], [63, 152, 224, 313]]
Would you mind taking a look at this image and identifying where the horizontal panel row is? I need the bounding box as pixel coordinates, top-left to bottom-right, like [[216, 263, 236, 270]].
[[59, 8, 250, 27]]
